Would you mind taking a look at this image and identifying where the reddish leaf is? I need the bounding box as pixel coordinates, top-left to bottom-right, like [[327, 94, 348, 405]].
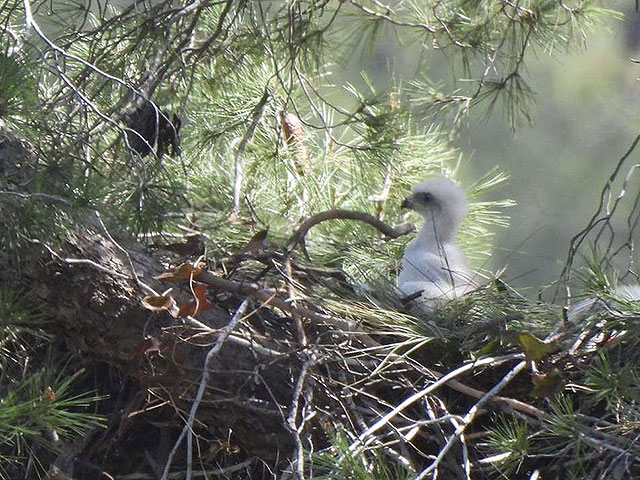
[[176, 283, 216, 318], [192, 282, 207, 301], [176, 299, 216, 318], [155, 262, 204, 282], [177, 300, 198, 318]]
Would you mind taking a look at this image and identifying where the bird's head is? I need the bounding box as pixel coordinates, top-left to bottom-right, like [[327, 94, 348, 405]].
[[402, 178, 468, 240]]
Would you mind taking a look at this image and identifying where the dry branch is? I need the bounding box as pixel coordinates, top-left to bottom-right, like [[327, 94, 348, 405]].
[[198, 271, 355, 332], [161, 299, 251, 480], [285, 209, 415, 254]]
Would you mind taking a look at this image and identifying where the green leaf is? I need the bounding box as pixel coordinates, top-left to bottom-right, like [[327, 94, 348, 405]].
[[517, 331, 555, 362]]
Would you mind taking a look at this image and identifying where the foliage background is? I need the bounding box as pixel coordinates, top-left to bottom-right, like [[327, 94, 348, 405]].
[[463, 4, 640, 289], [347, 0, 640, 290]]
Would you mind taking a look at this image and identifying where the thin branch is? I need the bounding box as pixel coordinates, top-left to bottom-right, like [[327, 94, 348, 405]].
[[282, 355, 314, 480], [232, 87, 271, 212], [160, 299, 251, 480], [31, 238, 132, 280], [414, 361, 528, 480], [286, 209, 415, 254], [348, 0, 436, 33], [285, 257, 308, 347], [347, 354, 524, 454], [443, 376, 544, 418], [197, 271, 363, 334], [557, 134, 640, 301], [94, 211, 157, 296], [0, 190, 71, 205]]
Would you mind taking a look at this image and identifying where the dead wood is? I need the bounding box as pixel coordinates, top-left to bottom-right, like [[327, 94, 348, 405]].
[[7, 223, 300, 477]]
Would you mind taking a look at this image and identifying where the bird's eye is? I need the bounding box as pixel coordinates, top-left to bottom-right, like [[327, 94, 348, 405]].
[[415, 192, 434, 204]]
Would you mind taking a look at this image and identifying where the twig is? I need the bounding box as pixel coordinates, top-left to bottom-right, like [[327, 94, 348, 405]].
[[400, 290, 425, 304], [285, 257, 308, 347], [413, 361, 528, 480], [577, 431, 640, 463], [21, 0, 168, 158], [434, 398, 470, 480], [211, 251, 347, 281], [0, 190, 71, 205], [31, 238, 131, 280], [197, 271, 370, 337], [557, 134, 640, 301], [285, 209, 415, 254], [348, 0, 436, 33], [160, 299, 251, 480], [442, 376, 544, 418], [347, 354, 524, 454], [283, 355, 315, 480], [232, 88, 270, 212], [337, 372, 417, 472], [224, 333, 285, 358], [94, 211, 157, 296]]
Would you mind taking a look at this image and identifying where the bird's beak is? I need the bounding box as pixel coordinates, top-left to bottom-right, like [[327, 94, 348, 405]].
[[401, 197, 414, 209]]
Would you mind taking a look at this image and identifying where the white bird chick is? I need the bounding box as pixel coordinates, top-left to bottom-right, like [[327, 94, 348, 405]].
[[398, 178, 475, 313]]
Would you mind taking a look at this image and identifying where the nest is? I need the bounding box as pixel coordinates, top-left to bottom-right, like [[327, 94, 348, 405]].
[[23, 207, 635, 480], [3, 202, 639, 480]]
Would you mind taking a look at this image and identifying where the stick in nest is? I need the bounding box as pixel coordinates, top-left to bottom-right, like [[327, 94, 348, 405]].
[[285, 209, 415, 256]]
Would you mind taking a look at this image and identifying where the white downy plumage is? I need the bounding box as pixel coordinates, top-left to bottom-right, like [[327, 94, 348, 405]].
[[397, 178, 475, 313]]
